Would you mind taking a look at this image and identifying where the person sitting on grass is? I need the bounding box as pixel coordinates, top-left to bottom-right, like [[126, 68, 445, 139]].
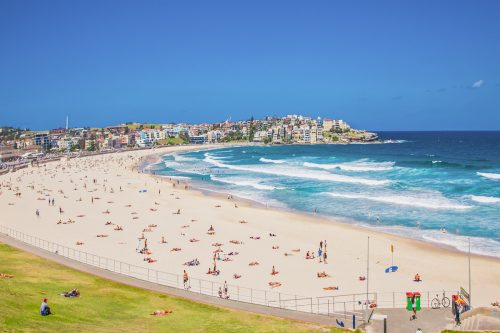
[[40, 298, 51, 316]]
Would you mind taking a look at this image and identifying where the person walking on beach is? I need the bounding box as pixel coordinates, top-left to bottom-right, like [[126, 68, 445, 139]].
[[183, 270, 189, 290], [323, 251, 328, 264], [36, 209, 40, 217], [223, 280, 228, 297], [318, 247, 323, 263]]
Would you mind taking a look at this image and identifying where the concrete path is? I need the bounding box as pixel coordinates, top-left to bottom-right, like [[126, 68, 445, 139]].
[[366, 308, 454, 333], [0, 233, 349, 328]]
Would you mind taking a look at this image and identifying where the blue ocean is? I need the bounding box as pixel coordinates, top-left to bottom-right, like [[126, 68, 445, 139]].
[[149, 132, 500, 257]]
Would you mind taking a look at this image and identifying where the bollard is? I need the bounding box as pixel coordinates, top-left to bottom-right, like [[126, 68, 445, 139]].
[[352, 314, 356, 329], [384, 317, 387, 333]]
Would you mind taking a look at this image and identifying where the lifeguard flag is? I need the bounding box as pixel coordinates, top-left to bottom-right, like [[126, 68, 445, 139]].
[[391, 245, 394, 253]]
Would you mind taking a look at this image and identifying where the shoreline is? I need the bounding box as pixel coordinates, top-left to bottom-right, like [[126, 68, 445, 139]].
[[1, 144, 499, 307], [145, 147, 499, 262]]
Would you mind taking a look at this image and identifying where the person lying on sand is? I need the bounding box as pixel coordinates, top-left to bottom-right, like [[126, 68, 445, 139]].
[[230, 240, 243, 245], [76, 242, 84, 246], [114, 225, 123, 231], [250, 236, 260, 240], [173, 209, 181, 214], [228, 251, 239, 256], [96, 234, 109, 237], [233, 273, 241, 279], [151, 310, 173, 316], [269, 233, 276, 237], [272, 245, 279, 249], [284, 252, 293, 256], [291, 249, 300, 252], [239, 220, 248, 224], [102, 209, 110, 214], [149, 208, 157, 211], [359, 276, 366, 281], [249, 261, 259, 266], [184, 259, 200, 266], [61, 288, 80, 297], [317, 271, 329, 278], [212, 242, 223, 247], [0, 273, 14, 278], [171, 248, 181, 252], [215, 205, 221, 208], [323, 286, 339, 291], [207, 267, 220, 275], [189, 238, 199, 242], [181, 225, 190, 228], [269, 282, 282, 288], [148, 224, 157, 228], [305, 251, 315, 259]]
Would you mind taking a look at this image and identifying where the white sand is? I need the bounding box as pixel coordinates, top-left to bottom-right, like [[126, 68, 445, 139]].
[[1, 145, 499, 307]]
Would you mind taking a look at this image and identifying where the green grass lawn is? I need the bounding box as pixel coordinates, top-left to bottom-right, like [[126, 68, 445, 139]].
[[0, 243, 352, 333]]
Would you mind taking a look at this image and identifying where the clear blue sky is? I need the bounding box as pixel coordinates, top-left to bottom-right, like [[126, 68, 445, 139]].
[[1, 1, 499, 130]]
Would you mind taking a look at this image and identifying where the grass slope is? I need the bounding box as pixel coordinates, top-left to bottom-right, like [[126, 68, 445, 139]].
[[0, 243, 351, 333]]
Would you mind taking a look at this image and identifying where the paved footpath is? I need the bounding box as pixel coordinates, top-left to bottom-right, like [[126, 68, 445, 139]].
[[0, 233, 345, 328], [366, 308, 454, 333]]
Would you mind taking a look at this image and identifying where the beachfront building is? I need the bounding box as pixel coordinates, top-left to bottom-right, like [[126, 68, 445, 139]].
[[189, 134, 208, 144], [33, 132, 50, 150]]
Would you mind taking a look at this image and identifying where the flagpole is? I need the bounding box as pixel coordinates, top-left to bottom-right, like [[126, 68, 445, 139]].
[[366, 236, 370, 318], [468, 237, 471, 308]]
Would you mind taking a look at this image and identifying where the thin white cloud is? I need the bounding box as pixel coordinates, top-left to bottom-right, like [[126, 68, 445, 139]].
[[472, 80, 484, 88]]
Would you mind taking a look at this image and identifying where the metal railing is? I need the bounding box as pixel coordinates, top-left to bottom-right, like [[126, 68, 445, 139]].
[[0, 224, 456, 323]]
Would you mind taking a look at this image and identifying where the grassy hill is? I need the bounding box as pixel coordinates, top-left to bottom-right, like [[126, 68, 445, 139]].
[[0, 242, 351, 333]]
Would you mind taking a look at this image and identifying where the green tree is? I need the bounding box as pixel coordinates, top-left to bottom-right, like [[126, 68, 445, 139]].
[[248, 116, 256, 142]]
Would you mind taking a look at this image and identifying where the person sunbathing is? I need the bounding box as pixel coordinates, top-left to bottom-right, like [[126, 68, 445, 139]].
[[151, 309, 173, 316], [250, 236, 260, 240], [62, 288, 80, 297], [230, 240, 242, 244], [414, 273, 422, 282], [76, 241, 84, 245], [317, 271, 329, 278], [147, 258, 157, 263], [102, 209, 110, 214], [272, 245, 279, 249], [114, 225, 123, 231], [171, 248, 181, 251], [173, 209, 181, 214], [305, 251, 315, 259], [269, 233, 277, 237], [96, 234, 109, 237], [228, 251, 239, 256], [284, 252, 292, 256], [149, 208, 157, 211], [323, 286, 339, 291], [249, 261, 259, 266], [359, 276, 366, 281], [268, 282, 282, 288], [161, 237, 167, 244], [239, 220, 248, 224], [271, 266, 279, 275], [291, 249, 300, 252], [148, 224, 157, 228], [0, 273, 14, 278], [208, 225, 215, 232], [189, 238, 199, 242], [215, 205, 221, 208], [212, 242, 223, 247], [222, 257, 233, 262], [233, 273, 241, 279]]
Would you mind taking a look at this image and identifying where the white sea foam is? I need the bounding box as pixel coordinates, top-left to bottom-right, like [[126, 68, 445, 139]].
[[477, 172, 500, 180], [326, 192, 472, 210], [432, 160, 442, 164], [259, 157, 286, 164], [303, 160, 394, 172], [210, 175, 279, 191], [369, 224, 500, 257], [173, 154, 197, 162], [469, 195, 500, 204], [204, 154, 389, 186]]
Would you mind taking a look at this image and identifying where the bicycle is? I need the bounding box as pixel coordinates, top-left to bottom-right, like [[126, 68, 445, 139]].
[[431, 291, 450, 309]]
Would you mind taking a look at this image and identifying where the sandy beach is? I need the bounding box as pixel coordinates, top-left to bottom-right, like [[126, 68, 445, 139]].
[[1, 145, 499, 307]]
